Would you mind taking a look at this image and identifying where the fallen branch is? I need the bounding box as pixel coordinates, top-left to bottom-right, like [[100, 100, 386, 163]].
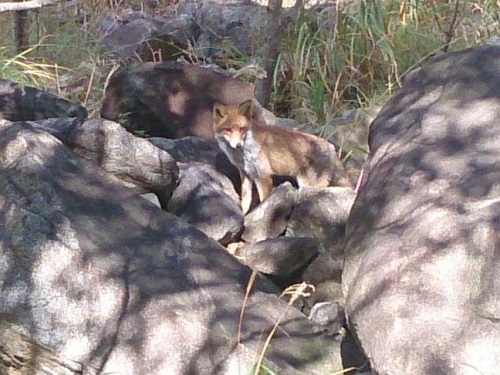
[[0, 0, 59, 12]]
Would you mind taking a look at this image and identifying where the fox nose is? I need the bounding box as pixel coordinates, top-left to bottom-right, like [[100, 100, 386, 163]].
[[230, 140, 243, 149]]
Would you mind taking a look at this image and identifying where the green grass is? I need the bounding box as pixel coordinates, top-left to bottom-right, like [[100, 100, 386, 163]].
[[1, 0, 499, 127], [271, 0, 500, 122], [0, 3, 113, 115]]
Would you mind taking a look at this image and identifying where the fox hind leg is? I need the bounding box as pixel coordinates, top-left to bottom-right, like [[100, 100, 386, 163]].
[[255, 176, 273, 204], [297, 173, 329, 188], [240, 172, 253, 214]]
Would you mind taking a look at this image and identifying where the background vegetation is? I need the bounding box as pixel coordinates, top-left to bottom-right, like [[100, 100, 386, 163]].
[[0, 0, 499, 122]]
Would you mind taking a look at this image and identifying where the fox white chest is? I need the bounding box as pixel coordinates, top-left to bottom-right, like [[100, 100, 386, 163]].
[[216, 131, 263, 179], [241, 130, 263, 179]]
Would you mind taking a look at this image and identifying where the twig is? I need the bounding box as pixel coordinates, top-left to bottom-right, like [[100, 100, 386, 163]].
[[442, 0, 462, 52]]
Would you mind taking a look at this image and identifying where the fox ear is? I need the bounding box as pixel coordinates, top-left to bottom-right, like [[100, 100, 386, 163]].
[[238, 99, 254, 118], [213, 103, 226, 122]]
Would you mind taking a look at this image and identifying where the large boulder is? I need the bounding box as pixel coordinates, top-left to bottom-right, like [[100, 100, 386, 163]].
[[0, 121, 345, 374], [66, 118, 179, 194], [286, 187, 355, 248], [343, 46, 500, 374], [242, 182, 298, 243], [0, 79, 87, 121], [18, 117, 179, 199], [101, 62, 261, 140]]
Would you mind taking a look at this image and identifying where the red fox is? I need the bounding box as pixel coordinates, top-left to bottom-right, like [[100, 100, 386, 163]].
[[213, 100, 352, 213]]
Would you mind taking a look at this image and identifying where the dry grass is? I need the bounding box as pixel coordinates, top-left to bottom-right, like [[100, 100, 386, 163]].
[[1, 0, 499, 120], [272, 0, 500, 122], [0, 1, 120, 115]]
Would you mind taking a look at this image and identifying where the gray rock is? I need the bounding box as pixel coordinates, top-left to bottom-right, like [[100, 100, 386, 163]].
[[149, 136, 222, 164], [308, 301, 345, 336], [101, 61, 259, 140], [14, 116, 83, 140], [237, 237, 320, 278], [167, 162, 244, 245], [5, 117, 179, 199], [301, 242, 345, 308], [287, 187, 355, 308], [0, 79, 87, 121], [242, 182, 298, 243], [286, 186, 356, 247], [0, 321, 85, 374], [149, 136, 239, 185], [140, 192, 162, 208], [67, 118, 179, 194], [486, 36, 500, 46], [194, 3, 271, 58], [101, 17, 192, 62], [0, 122, 344, 374], [343, 45, 500, 375]]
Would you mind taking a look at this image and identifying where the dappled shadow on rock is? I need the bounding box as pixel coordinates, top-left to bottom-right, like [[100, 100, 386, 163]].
[[101, 61, 260, 140], [0, 122, 344, 374], [0, 79, 87, 122], [343, 45, 500, 374]]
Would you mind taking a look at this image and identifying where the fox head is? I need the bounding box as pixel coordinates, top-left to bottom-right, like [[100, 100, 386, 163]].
[[213, 100, 254, 149]]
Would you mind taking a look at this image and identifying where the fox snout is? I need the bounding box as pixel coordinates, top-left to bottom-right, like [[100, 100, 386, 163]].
[[228, 137, 244, 149], [221, 129, 246, 149]]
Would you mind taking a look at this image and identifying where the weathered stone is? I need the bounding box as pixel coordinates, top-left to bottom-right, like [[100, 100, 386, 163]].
[[0, 122, 344, 374], [0, 319, 86, 375], [242, 182, 297, 243], [308, 301, 345, 337], [10, 116, 82, 140], [193, 2, 272, 58], [285, 186, 355, 308], [286, 187, 355, 246], [70, 118, 179, 193], [343, 46, 500, 375], [101, 17, 194, 62], [101, 61, 260, 140], [167, 162, 244, 245], [149, 136, 239, 185], [237, 237, 320, 280], [149, 136, 222, 164], [301, 242, 345, 309], [28, 117, 179, 197], [140, 192, 161, 208], [0, 79, 87, 121]]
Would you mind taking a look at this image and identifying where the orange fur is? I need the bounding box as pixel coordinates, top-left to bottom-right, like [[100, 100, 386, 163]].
[[213, 100, 352, 213]]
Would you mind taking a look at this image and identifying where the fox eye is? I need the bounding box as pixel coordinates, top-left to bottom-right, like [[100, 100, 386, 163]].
[[223, 128, 232, 133], [240, 127, 247, 133]]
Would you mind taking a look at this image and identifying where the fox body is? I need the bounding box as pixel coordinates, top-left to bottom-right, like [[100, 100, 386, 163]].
[[213, 100, 352, 213]]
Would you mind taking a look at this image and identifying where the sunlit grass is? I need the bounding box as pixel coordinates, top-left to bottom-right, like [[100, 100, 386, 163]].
[[271, 0, 500, 123], [1, 0, 499, 124]]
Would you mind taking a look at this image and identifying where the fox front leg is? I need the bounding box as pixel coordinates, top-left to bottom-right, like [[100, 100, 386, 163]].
[[240, 172, 253, 214]]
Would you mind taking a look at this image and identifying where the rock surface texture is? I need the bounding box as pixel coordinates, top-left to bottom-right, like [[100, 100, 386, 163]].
[[100, 62, 260, 139], [343, 45, 500, 374], [0, 79, 87, 121], [0, 122, 343, 374], [0, 75, 361, 374]]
